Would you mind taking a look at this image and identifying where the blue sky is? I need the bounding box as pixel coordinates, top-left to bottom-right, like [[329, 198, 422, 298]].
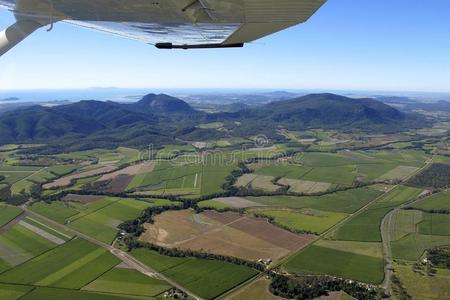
[[0, 0, 449, 92]]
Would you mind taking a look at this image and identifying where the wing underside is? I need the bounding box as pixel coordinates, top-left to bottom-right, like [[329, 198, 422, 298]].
[[0, 0, 326, 47]]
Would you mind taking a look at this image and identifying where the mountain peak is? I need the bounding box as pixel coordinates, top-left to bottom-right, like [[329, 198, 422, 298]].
[[133, 93, 196, 114]]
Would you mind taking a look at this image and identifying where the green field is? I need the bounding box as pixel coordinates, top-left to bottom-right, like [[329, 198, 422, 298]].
[[132, 248, 258, 300], [0, 238, 120, 289], [248, 188, 383, 214], [389, 209, 423, 241], [198, 199, 231, 210], [413, 191, 450, 211], [128, 158, 236, 197], [391, 234, 450, 261], [256, 209, 348, 234], [0, 223, 58, 266], [83, 267, 171, 297], [0, 204, 22, 227], [334, 186, 421, 242], [31, 198, 177, 244], [20, 287, 139, 300], [0, 283, 34, 299], [418, 212, 450, 236], [284, 245, 384, 284]]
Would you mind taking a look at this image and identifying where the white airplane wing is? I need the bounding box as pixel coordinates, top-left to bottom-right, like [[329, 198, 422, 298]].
[[0, 0, 326, 55]]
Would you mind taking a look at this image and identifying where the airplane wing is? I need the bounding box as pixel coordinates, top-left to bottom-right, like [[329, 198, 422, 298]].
[[0, 0, 326, 55]]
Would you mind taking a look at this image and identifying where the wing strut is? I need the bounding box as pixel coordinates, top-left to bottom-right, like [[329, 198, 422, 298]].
[[0, 20, 43, 57]]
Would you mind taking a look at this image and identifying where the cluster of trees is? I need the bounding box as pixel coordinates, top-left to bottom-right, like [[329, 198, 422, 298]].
[[407, 163, 450, 189], [0, 185, 29, 205], [391, 275, 411, 300], [269, 274, 380, 300], [427, 248, 450, 269]]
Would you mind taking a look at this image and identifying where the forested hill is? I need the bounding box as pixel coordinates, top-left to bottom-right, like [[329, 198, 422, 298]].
[[0, 93, 429, 151]]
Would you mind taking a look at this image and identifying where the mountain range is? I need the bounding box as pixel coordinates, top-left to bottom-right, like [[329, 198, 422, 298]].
[[0, 93, 429, 151]]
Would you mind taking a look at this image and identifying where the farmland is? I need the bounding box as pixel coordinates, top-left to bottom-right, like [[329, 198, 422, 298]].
[[132, 248, 258, 300], [139, 209, 314, 261], [252, 209, 348, 234], [83, 267, 171, 297], [0, 238, 120, 288], [0, 132, 447, 299], [248, 188, 383, 213], [30, 197, 179, 244], [333, 186, 421, 242], [283, 245, 384, 284]]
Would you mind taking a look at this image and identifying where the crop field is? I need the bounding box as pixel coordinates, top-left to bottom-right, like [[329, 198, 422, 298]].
[[20, 287, 137, 300], [247, 188, 383, 214], [418, 212, 450, 236], [31, 197, 178, 244], [0, 204, 22, 227], [0, 223, 58, 267], [391, 234, 450, 261], [377, 166, 420, 181], [0, 238, 120, 289], [283, 245, 384, 284], [199, 197, 262, 209], [389, 209, 423, 241], [235, 174, 280, 192], [43, 165, 117, 189], [253, 209, 348, 234], [0, 283, 34, 299], [393, 263, 450, 300], [413, 190, 450, 211], [277, 178, 331, 194], [315, 240, 383, 258], [333, 186, 421, 242], [139, 210, 314, 262], [83, 267, 171, 297], [132, 248, 258, 300], [254, 162, 312, 179]]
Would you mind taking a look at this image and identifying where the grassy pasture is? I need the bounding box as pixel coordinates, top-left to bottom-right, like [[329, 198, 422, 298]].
[[0, 204, 22, 227], [413, 191, 450, 211], [228, 278, 278, 300], [393, 263, 450, 299], [254, 163, 312, 179], [83, 267, 171, 297], [334, 186, 421, 242], [198, 200, 231, 209], [133, 248, 258, 300], [257, 209, 348, 234], [248, 188, 383, 214], [0, 238, 120, 289], [284, 245, 384, 284]]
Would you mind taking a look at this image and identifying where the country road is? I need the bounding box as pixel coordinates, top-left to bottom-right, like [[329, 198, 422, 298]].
[[21, 206, 202, 300], [380, 156, 434, 295]]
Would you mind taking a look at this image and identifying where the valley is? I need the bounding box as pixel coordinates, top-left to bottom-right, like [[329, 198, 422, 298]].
[[0, 93, 449, 299]]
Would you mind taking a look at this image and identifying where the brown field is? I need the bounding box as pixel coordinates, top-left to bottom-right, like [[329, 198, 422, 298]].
[[43, 165, 117, 189], [140, 210, 314, 262], [105, 174, 134, 193], [212, 197, 263, 208], [97, 161, 155, 182], [62, 194, 105, 204], [278, 178, 331, 194], [235, 174, 280, 192]]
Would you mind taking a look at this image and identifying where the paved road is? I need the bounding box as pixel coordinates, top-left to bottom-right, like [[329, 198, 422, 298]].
[[22, 206, 202, 300]]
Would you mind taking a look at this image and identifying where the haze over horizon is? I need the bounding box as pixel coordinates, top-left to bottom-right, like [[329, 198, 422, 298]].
[[1, 0, 450, 92]]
